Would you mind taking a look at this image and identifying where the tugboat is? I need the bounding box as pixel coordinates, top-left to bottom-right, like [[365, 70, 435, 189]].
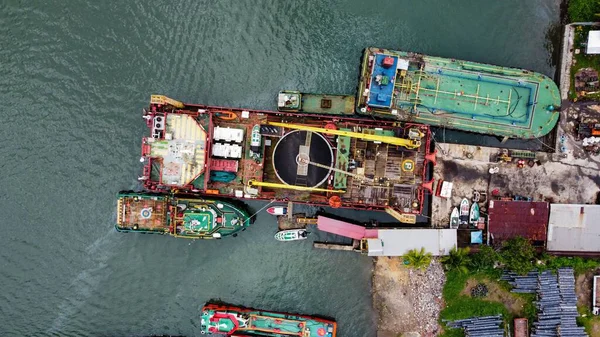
[[274, 229, 309, 241], [115, 191, 252, 239], [200, 302, 337, 336]]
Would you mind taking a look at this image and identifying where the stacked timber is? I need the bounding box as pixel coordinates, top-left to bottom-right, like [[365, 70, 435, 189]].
[[445, 315, 504, 337]]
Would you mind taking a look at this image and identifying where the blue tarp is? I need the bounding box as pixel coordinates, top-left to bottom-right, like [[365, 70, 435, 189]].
[[367, 54, 397, 109], [471, 230, 483, 244]]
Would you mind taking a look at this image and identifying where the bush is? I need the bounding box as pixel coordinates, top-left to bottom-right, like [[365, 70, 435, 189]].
[[442, 247, 471, 274], [500, 237, 535, 275], [403, 247, 432, 270], [470, 245, 499, 272], [568, 0, 600, 22], [542, 255, 600, 274]]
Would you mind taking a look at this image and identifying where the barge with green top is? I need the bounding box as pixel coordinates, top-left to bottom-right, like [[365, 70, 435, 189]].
[[201, 302, 337, 336], [115, 191, 251, 239], [278, 90, 354, 116], [356, 47, 561, 139]]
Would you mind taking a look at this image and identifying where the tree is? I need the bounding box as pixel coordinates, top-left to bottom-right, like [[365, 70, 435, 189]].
[[500, 237, 535, 275], [568, 0, 600, 22], [403, 247, 432, 270], [441, 247, 471, 274], [470, 245, 499, 272]]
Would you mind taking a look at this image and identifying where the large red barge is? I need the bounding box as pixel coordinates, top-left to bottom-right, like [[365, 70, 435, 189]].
[[139, 95, 436, 222]]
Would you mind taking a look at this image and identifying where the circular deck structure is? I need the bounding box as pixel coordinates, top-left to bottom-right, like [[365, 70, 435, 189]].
[[272, 130, 333, 188]]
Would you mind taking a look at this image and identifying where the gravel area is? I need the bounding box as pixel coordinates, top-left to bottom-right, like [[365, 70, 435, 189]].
[[372, 257, 446, 337]]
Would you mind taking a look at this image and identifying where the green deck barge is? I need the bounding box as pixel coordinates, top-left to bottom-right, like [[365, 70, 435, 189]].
[[356, 47, 561, 139], [278, 90, 354, 115]]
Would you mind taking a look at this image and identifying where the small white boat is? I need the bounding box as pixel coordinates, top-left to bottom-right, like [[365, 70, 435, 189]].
[[469, 202, 480, 225], [267, 206, 287, 215], [459, 198, 470, 225], [450, 207, 460, 229], [274, 229, 309, 241]]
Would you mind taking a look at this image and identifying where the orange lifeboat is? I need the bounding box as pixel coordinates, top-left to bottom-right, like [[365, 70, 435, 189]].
[[215, 111, 237, 120]]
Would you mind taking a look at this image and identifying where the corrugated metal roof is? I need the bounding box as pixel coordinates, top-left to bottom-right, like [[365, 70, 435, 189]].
[[367, 229, 457, 256], [316, 216, 365, 239], [488, 201, 549, 243], [587, 31, 600, 54], [547, 204, 600, 253]]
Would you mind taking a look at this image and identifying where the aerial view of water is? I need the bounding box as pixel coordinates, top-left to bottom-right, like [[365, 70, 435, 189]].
[[0, 0, 560, 336]]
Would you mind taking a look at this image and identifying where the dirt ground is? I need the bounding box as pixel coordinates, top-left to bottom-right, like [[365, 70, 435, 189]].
[[431, 142, 600, 227], [576, 270, 600, 337], [372, 257, 445, 337], [461, 278, 526, 315]]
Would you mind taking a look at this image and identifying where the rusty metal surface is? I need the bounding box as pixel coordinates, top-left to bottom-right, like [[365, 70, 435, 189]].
[[488, 200, 549, 242]]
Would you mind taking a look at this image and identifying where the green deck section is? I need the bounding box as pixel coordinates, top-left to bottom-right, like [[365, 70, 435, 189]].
[[357, 47, 561, 139], [333, 128, 350, 189], [278, 90, 355, 115], [200, 306, 336, 337]]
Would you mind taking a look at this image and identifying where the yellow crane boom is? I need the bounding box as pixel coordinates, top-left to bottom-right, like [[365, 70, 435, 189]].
[[247, 180, 345, 193], [267, 122, 421, 149]]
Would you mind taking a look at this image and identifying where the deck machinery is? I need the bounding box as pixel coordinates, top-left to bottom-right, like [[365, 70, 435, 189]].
[[139, 95, 435, 222]]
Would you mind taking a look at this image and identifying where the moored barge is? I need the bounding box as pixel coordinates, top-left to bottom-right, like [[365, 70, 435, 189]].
[[139, 95, 435, 223], [115, 191, 251, 239], [200, 302, 337, 336], [355, 47, 561, 139]]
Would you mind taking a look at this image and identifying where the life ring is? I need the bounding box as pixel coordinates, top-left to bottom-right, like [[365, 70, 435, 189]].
[[329, 196, 342, 208], [200, 331, 205, 334], [202, 310, 209, 315], [140, 208, 152, 219], [401, 159, 415, 172], [325, 123, 337, 130]]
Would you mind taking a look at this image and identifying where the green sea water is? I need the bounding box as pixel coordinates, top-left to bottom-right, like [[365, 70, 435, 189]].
[[0, 0, 560, 335]]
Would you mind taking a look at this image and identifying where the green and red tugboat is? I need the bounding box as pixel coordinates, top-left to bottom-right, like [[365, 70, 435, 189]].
[[200, 303, 337, 336], [115, 191, 251, 239]]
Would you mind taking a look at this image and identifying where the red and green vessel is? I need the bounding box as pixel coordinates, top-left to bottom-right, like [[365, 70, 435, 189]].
[[138, 95, 435, 223], [200, 303, 337, 336]]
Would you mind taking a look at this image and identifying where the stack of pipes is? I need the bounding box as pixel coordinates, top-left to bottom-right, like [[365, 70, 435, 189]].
[[445, 315, 504, 337], [531, 268, 588, 337]]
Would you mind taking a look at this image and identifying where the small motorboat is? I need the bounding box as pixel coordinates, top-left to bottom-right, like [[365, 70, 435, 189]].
[[459, 198, 470, 225], [450, 207, 460, 229], [469, 202, 480, 225], [274, 229, 309, 241], [267, 206, 287, 216]]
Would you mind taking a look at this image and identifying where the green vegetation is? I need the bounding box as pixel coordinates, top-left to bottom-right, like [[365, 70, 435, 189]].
[[568, 0, 600, 23], [470, 245, 499, 274], [570, 25, 600, 101], [402, 247, 432, 270], [441, 247, 471, 274], [439, 237, 600, 336], [540, 254, 600, 273], [500, 237, 536, 275]]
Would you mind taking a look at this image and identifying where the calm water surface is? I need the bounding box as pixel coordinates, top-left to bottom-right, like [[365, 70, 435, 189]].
[[0, 0, 559, 335]]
